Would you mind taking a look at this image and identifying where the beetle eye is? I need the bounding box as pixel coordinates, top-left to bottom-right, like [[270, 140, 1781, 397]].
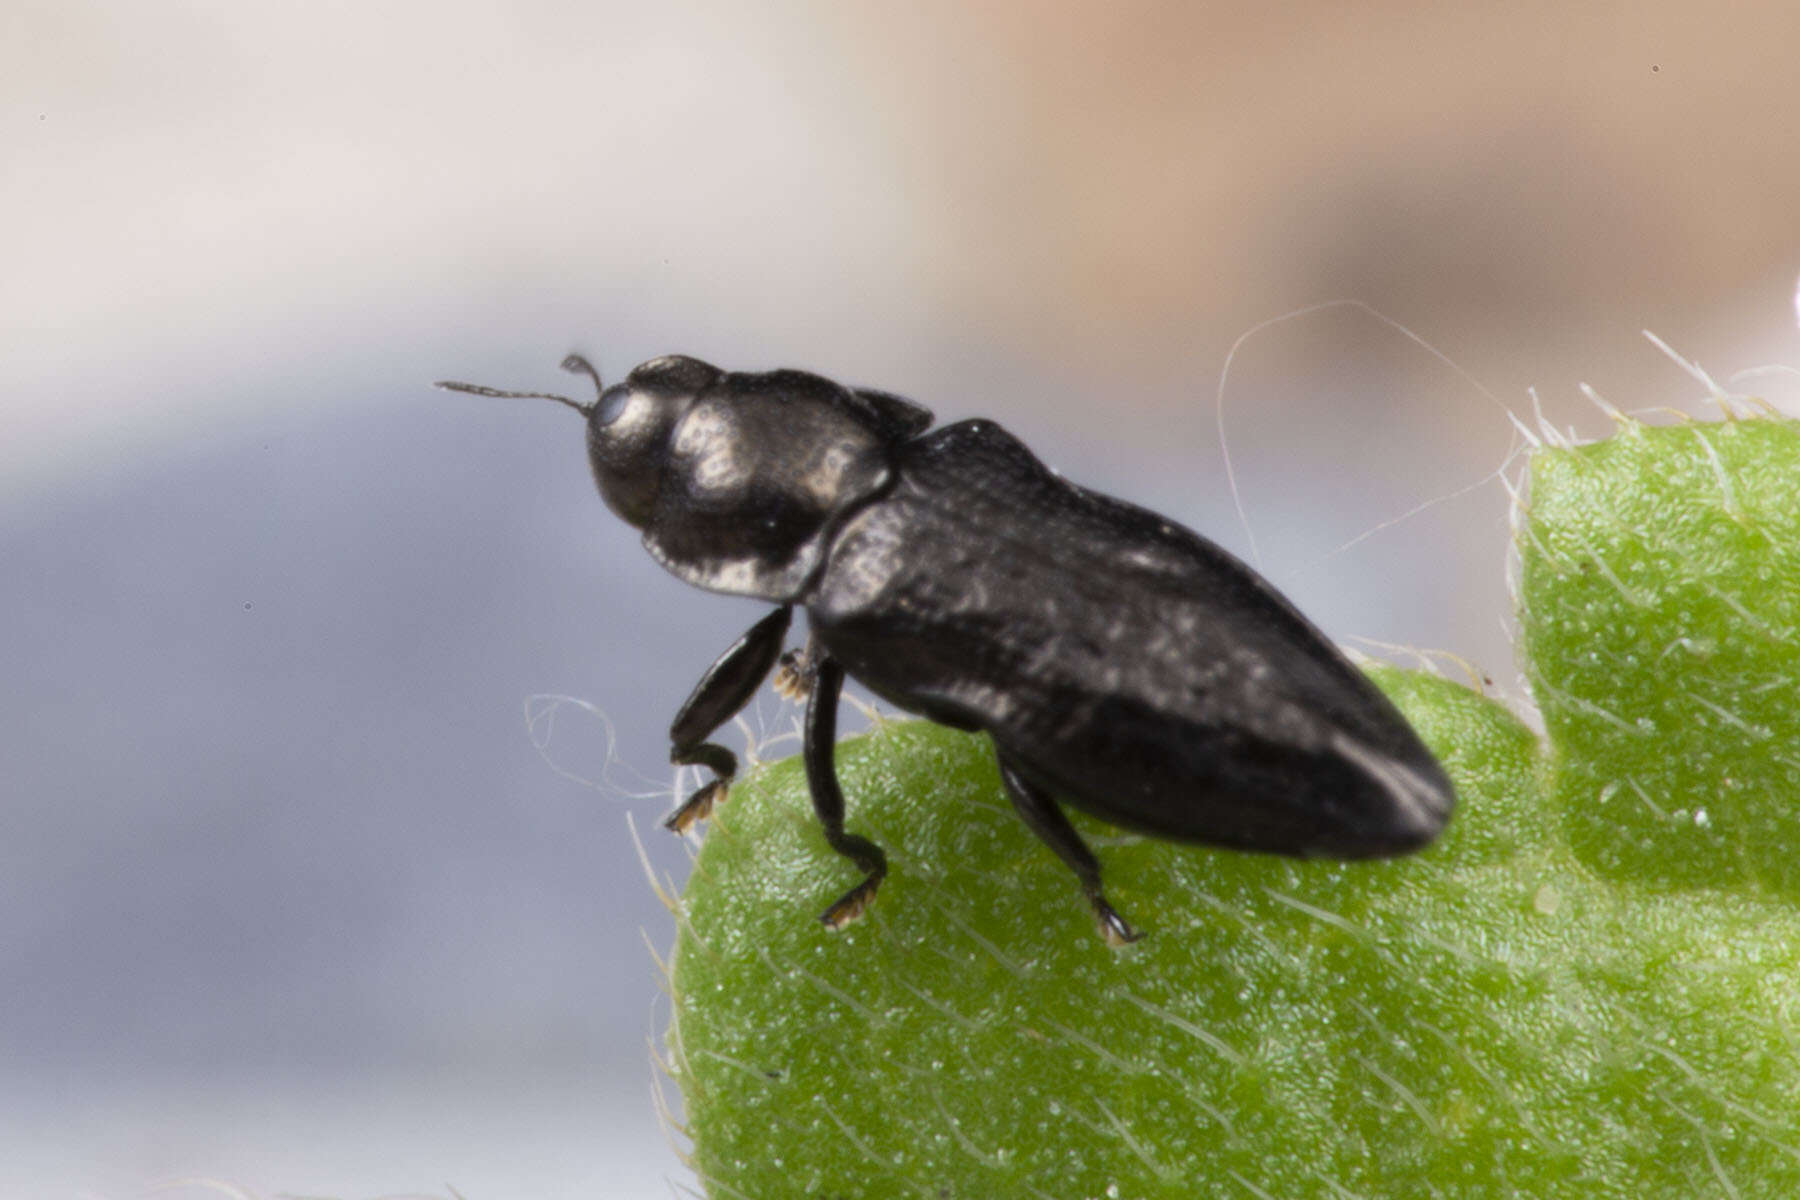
[[595, 384, 631, 426]]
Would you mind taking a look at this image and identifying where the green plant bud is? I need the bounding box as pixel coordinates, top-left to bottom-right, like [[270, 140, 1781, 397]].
[[667, 413, 1800, 1198]]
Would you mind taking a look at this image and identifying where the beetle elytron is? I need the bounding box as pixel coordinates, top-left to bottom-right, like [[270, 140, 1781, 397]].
[[439, 355, 1455, 944]]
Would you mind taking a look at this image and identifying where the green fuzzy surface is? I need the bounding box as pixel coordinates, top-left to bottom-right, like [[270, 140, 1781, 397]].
[[1521, 417, 1800, 895], [667, 414, 1800, 1198]]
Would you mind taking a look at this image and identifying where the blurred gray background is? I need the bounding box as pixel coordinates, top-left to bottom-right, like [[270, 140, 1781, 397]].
[[6, 2, 1799, 1196]]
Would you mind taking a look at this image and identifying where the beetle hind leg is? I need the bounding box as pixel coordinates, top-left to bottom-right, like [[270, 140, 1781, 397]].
[[997, 755, 1142, 946], [662, 606, 793, 834], [804, 654, 888, 930]]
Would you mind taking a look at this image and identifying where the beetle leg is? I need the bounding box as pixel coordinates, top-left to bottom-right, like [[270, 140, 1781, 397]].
[[804, 654, 888, 930], [663, 606, 793, 834], [996, 755, 1142, 946], [771, 633, 819, 701]]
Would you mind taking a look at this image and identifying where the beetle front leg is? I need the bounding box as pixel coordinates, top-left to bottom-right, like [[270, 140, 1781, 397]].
[[663, 606, 793, 834], [997, 754, 1142, 947], [804, 654, 888, 930]]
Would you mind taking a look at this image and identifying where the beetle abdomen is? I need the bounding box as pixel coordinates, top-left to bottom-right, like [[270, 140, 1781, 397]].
[[806, 419, 1454, 857]]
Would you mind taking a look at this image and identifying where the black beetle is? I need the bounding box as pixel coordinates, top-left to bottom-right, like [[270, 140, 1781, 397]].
[[438, 354, 1454, 944]]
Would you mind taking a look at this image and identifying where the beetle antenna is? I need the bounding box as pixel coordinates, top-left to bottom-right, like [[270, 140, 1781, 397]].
[[560, 354, 606, 398], [433, 378, 595, 417]]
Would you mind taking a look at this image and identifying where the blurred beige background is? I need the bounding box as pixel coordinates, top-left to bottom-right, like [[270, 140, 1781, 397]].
[[5, 2, 1798, 1196]]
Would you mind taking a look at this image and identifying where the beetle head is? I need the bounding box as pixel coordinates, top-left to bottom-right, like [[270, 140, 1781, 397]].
[[581, 355, 719, 527], [439, 353, 922, 603], [436, 354, 720, 529]]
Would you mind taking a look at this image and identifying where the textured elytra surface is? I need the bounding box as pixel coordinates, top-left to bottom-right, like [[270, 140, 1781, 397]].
[[667, 414, 1800, 1198]]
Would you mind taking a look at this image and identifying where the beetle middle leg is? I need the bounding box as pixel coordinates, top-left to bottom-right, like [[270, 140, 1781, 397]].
[[804, 653, 888, 930], [771, 633, 819, 701], [996, 755, 1142, 947], [663, 606, 793, 834]]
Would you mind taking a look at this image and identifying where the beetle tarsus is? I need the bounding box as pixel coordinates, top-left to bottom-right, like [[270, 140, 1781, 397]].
[[821, 871, 884, 931], [817, 826, 887, 930], [1093, 899, 1142, 947], [664, 777, 727, 834], [666, 742, 734, 832], [772, 639, 819, 700]]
